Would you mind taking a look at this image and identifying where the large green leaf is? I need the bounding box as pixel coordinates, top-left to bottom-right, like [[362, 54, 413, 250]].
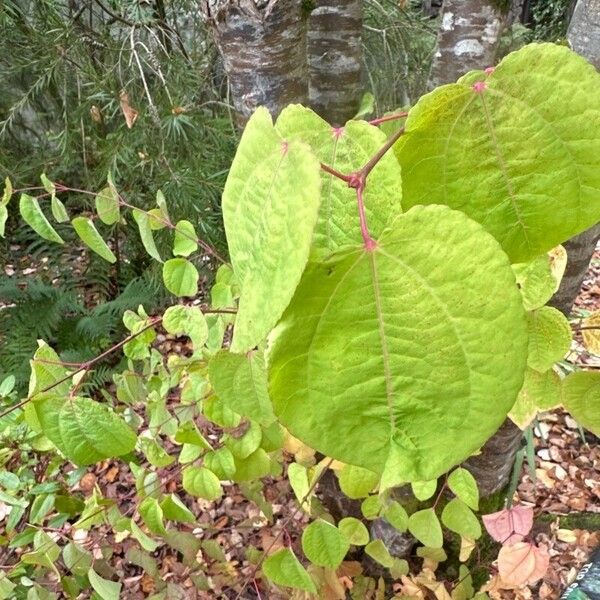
[[276, 105, 402, 258], [396, 43, 600, 263], [19, 194, 64, 244], [268, 205, 527, 482], [222, 107, 321, 353], [562, 371, 600, 436], [208, 350, 275, 425], [34, 396, 136, 465], [71, 217, 116, 263]]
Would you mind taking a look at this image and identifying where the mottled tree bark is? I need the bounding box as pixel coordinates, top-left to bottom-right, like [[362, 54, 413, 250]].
[[201, 0, 308, 124], [428, 0, 506, 88], [307, 0, 363, 125], [567, 0, 600, 68]]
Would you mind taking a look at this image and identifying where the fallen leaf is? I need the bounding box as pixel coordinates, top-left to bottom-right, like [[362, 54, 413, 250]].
[[482, 505, 533, 545], [497, 542, 550, 586], [459, 536, 476, 562], [90, 105, 103, 124], [80, 472, 97, 493]]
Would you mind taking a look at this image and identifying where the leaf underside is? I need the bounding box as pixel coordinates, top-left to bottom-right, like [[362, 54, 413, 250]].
[[222, 107, 322, 353]]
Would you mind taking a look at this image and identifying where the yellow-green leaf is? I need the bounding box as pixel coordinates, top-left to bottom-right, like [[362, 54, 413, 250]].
[[19, 194, 64, 243], [71, 217, 116, 263], [173, 219, 198, 257], [262, 548, 316, 594], [162, 258, 198, 297], [526, 307, 571, 372], [133, 209, 162, 262], [95, 185, 120, 225], [562, 371, 600, 436], [222, 107, 321, 353]]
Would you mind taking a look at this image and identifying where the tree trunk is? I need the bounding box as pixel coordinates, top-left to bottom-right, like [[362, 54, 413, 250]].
[[566, 0, 600, 67], [462, 419, 524, 498], [428, 0, 506, 88], [200, 0, 309, 124], [307, 0, 363, 125], [549, 225, 600, 315]]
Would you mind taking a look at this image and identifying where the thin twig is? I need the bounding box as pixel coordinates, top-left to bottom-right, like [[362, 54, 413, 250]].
[[0, 318, 161, 420]]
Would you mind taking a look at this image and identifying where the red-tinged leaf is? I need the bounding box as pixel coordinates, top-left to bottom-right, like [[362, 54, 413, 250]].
[[497, 542, 550, 586], [482, 505, 533, 545]]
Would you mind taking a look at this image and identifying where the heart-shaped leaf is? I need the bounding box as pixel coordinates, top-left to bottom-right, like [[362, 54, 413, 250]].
[[482, 505, 533, 545], [397, 43, 600, 263], [276, 105, 402, 258], [497, 542, 549, 586], [268, 205, 527, 481]]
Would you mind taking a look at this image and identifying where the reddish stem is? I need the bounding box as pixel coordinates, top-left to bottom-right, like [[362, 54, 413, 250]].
[[320, 162, 351, 183], [361, 126, 405, 180], [354, 180, 376, 251], [320, 125, 406, 251], [369, 111, 408, 127]]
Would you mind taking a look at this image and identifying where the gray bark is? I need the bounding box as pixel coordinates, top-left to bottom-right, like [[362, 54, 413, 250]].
[[200, 0, 308, 124], [462, 419, 524, 497], [428, 0, 505, 88], [308, 0, 364, 125], [549, 225, 600, 315], [567, 0, 600, 68]]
